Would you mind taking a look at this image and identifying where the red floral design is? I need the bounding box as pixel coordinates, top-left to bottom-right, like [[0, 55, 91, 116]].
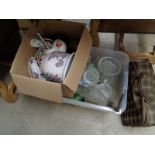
[[55, 40, 62, 48]]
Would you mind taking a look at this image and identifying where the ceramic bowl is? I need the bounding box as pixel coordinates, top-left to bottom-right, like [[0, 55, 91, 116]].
[[40, 52, 74, 83], [45, 39, 67, 54], [27, 57, 41, 79]]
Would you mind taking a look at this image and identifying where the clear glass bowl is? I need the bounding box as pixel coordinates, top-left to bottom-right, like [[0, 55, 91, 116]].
[[98, 56, 121, 76]]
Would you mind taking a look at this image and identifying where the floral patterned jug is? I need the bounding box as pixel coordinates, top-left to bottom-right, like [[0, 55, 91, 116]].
[[28, 51, 74, 83]]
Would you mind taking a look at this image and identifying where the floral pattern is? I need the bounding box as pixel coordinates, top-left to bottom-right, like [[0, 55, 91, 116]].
[[28, 51, 73, 83], [55, 59, 64, 67], [45, 73, 61, 82], [48, 52, 67, 60], [51, 74, 62, 82], [35, 57, 42, 66], [46, 52, 67, 68]]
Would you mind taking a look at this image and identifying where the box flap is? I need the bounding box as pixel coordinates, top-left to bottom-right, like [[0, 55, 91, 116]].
[[11, 74, 63, 103], [62, 85, 74, 98], [10, 24, 39, 75], [37, 20, 84, 39], [64, 27, 92, 92]]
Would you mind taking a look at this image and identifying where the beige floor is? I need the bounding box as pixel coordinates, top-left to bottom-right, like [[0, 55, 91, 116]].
[[0, 21, 155, 134]]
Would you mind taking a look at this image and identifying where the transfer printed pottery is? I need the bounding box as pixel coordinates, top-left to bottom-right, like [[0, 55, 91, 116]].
[[28, 52, 74, 83], [45, 39, 67, 54]]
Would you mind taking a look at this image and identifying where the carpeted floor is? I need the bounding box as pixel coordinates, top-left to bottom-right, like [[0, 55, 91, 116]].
[[0, 21, 155, 134], [1, 92, 155, 135]]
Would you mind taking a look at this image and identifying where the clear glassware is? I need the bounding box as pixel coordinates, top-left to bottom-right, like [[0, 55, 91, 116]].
[[98, 56, 121, 76], [97, 56, 122, 86], [80, 64, 100, 87], [77, 83, 113, 106], [96, 82, 112, 100]]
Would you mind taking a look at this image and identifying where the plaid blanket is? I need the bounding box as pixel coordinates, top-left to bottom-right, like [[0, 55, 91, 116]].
[[121, 62, 155, 127]]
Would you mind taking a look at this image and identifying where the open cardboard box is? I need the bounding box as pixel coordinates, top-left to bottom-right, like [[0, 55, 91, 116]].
[[10, 20, 92, 103]]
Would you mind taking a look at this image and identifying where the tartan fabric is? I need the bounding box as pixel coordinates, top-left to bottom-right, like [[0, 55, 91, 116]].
[[121, 62, 155, 127]]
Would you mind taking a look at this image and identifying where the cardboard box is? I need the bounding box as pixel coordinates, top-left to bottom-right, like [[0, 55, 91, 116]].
[[10, 20, 92, 103], [17, 19, 32, 29]]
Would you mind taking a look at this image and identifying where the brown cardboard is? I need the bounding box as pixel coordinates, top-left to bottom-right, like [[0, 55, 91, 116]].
[[10, 20, 92, 103], [17, 19, 32, 29], [64, 27, 92, 92]]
